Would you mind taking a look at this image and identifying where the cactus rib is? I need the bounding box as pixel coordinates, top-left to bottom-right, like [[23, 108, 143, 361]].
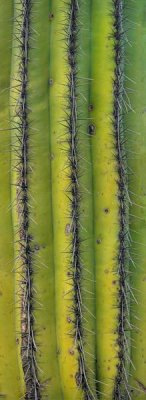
[[67, 1, 96, 398], [77, 0, 97, 397], [11, 0, 63, 398], [124, 1, 146, 398], [0, 2, 25, 398], [49, 1, 83, 398], [15, 1, 40, 397], [113, 1, 129, 398], [89, 0, 129, 397]]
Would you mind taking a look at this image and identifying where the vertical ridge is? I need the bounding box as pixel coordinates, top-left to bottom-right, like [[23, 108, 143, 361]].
[[16, 1, 40, 397], [68, 1, 95, 398], [113, 0, 130, 398]]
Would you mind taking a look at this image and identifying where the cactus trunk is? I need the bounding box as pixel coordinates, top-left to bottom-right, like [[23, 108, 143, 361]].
[[0, 0, 146, 399]]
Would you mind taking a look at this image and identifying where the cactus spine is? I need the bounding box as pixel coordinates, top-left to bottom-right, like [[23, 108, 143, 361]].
[[0, 0, 146, 399]]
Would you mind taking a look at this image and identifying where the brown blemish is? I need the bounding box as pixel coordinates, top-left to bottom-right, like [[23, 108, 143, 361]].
[[65, 224, 71, 235], [0, 291, 3, 296], [48, 12, 54, 20], [48, 78, 54, 86], [88, 124, 96, 136], [104, 269, 109, 274], [88, 104, 94, 112], [69, 348, 74, 355], [75, 372, 81, 387], [104, 208, 109, 214], [50, 153, 55, 160], [112, 280, 117, 285], [67, 316, 72, 323], [67, 271, 71, 277], [34, 244, 40, 251], [96, 238, 101, 244]]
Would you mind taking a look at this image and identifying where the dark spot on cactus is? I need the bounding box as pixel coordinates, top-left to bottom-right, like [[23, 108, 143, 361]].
[[48, 78, 54, 86], [104, 208, 109, 214], [34, 244, 40, 251], [50, 153, 55, 160], [112, 280, 117, 285], [88, 104, 94, 112], [65, 224, 71, 235], [88, 124, 96, 136], [107, 366, 111, 371], [16, 338, 19, 345], [48, 12, 54, 21], [96, 238, 101, 244], [67, 316, 72, 323], [0, 291, 3, 296], [75, 372, 81, 387], [104, 269, 109, 274], [67, 271, 71, 277], [57, 348, 60, 355], [69, 348, 74, 355]]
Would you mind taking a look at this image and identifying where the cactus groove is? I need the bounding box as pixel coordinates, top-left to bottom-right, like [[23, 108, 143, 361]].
[[0, 0, 146, 399]]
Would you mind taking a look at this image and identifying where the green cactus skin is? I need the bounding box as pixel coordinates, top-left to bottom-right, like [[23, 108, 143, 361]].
[[11, 0, 62, 398], [77, 0, 97, 397], [1, 0, 146, 399], [90, 1, 128, 398], [27, 1, 63, 398], [48, 2, 82, 398], [124, 1, 146, 398], [49, 0, 96, 398], [0, 2, 25, 399]]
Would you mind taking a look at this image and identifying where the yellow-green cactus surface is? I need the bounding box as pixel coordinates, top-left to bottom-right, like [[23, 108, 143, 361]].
[[0, 1, 145, 399]]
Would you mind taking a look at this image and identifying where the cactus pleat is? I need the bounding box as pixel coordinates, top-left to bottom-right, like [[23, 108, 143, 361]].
[[0, 2, 25, 398], [11, 0, 62, 398], [49, 0, 96, 398], [124, 1, 146, 398], [89, 1, 128, 398], [1, 0, 146, 399], [49, 2, 81, 398], [77, 0, 97, 396]]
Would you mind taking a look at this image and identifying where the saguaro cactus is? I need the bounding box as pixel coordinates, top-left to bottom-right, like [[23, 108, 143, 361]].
[[0, 0, 146, 399]]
